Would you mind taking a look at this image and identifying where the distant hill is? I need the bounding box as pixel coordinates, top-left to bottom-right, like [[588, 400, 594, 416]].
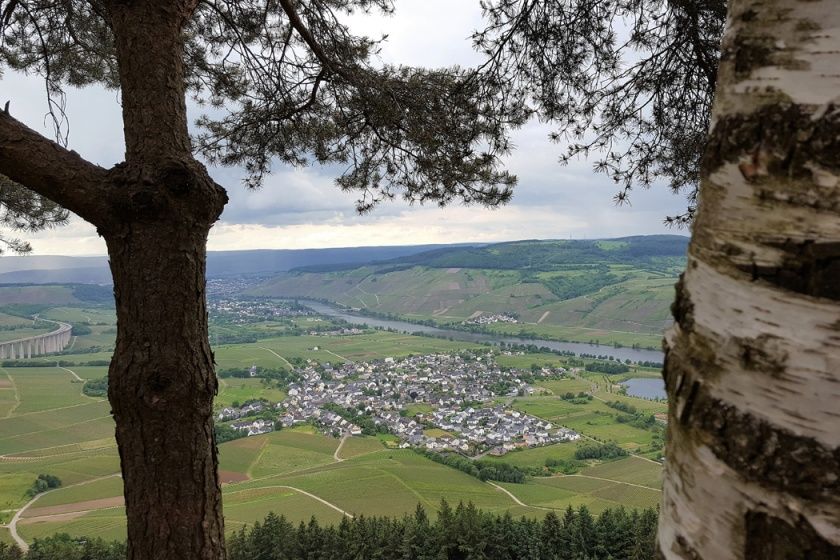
[[293, 235, 689, 273], [250, 236, 689, 348], [0, 244, 480, 284], [0, 266, 113, 284], [0, 283, 112, 307], [204, 245, 481, 277]]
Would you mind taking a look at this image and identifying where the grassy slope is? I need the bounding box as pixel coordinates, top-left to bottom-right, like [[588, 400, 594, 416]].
[[249, 263, 680, 348]]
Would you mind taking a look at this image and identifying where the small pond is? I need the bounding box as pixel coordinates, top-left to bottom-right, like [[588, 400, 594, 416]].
[[621, 377, 667, 400]]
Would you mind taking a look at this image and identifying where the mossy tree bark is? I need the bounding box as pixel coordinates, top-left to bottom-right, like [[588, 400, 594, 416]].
[[658, 1, 840, 558]]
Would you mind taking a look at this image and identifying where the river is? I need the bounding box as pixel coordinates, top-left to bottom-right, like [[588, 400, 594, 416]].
[[301, 300, 664, 364]]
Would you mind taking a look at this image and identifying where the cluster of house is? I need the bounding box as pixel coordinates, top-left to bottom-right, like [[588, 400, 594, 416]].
[[427, 406, 578, 455], [217, 400, 277, 436], [218, 400, 266, 421], [206, 276, 273, 298], [463, 313, 519, 325], [316, 410, 364, 437], [308, 327, 365, 337], [208, 298, 314, 324], [371, 405, 578, 455], [264, 352, 579, 456], [230, 418, 274, 436]]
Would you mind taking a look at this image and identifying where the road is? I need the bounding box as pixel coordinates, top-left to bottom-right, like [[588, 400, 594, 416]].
[[7, 474, 122, 552], [555, 473, 661, 492], [334, 433, 349, 462], [7, 474, 356, 550], [322, 348, 350, 363], [487, 481, 552, 511], [225, 485, 354, 519], [58, 365, 83, 382], [258, 346, 294, 369]]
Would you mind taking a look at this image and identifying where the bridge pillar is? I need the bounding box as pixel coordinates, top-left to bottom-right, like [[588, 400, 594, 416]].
[[25, 341, 31, 359]]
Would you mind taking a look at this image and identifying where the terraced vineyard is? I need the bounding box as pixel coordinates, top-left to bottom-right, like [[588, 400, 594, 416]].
[[250, 237, 687, 349]]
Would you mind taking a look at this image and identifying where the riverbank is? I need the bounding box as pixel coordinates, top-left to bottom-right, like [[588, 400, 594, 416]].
[[298, 299, 665, 364]]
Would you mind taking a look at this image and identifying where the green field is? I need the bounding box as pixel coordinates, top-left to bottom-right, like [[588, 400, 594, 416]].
[[31, 475, 123, 509], [337, 435, 385, 460], [3, 368, 98, 414], [216, 378, 287, 408], [535, 378, 597, 395], [403, 403, 434, 416], [246, 431, 340, 479], [219, 332, 481, 367], [39, 307, 116, 325], [484, 441, 582, 469], [0, 296, 667, 547]]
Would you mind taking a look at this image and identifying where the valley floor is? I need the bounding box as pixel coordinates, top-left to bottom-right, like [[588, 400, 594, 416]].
[[0, 307, 666, 547]]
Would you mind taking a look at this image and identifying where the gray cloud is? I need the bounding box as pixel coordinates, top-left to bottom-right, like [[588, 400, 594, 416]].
[[3, 0, 688, 256]]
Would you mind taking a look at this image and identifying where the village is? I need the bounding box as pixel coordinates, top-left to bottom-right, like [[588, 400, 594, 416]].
[[208, 297, 315, 323], [463, 313, 519, 325], [217, 351, 580, 456]]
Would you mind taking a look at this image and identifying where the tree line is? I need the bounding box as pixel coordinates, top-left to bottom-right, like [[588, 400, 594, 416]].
[[230, 500, 659, 560], [416, 450, 527, 483], [0, 501, 657, 559]]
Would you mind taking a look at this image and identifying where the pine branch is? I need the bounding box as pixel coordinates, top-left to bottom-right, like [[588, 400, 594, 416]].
[[0, 111, 110, 224]]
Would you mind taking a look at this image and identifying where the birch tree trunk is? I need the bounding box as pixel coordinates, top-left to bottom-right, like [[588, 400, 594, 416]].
[[657, 0, 840, 558]]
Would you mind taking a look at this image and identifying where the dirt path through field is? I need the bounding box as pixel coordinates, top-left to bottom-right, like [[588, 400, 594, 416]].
[[225, 485, 354, 518], [487, 482, 552, 511], [58, 366, 83, 382], [8, 473, 121, 552], [23, 496, 124, 518], [322, 348, 350, 363], [258, 346, 294, 369], [1, 368, 20, 418], [551, 473, 661, 491], [537, 311, 551, 324], [333, 433, 349, 462]]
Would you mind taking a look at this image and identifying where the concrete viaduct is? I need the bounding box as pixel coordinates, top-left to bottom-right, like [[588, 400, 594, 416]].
[[0, 320, 72, 360]]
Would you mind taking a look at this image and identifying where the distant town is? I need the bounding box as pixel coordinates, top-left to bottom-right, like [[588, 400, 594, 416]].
[[218, 351, 581, 457]]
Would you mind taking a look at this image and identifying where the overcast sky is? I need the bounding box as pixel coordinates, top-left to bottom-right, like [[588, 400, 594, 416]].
[[3, 1, 688, 256]]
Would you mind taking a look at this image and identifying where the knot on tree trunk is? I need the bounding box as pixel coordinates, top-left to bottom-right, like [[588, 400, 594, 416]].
[[104, 158, 228, 231]]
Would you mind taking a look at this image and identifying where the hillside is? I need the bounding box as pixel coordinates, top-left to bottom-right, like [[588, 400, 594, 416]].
[[249, 236, 688, 348], [0, 244, 480, 284]]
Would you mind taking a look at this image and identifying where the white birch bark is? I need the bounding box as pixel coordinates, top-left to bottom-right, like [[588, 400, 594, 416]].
[[657, 0, 840, 558]]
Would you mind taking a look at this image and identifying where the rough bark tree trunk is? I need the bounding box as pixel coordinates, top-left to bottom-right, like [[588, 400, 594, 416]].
[[99, 2, 229, 558], [657, 1, 840, 558], [106, 213, 225, 560]]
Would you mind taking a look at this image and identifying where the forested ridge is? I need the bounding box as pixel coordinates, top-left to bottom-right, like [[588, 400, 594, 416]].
[[292, 236, 688, 273], [0, 502, 657, 559]]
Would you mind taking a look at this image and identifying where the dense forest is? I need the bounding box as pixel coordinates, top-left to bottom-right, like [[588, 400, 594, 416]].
[[0, 501, 658, 560]]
